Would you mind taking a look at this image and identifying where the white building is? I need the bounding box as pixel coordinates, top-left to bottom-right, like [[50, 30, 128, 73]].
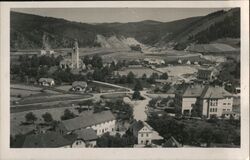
[[71, 81, 88, 92], [57, 111, 116, 136], [175, 85, 234, 118], [38, 78, 55, 86], [129, 120, 163, 146]]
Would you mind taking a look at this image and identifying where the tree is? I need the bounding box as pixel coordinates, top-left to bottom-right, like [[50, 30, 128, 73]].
[[61, 109, 77, 120], [91, 55, 103, 68], [134, 80, 143, 91], [25, 112, 37, 124], [162, 83, 171, 93], [160, 73, 168, 79], [132, 90, 141, 100], [83, 55, 91, 65], [141, 73, 147, 81], [127, 72, 135, 84], [42, 112, 53, 123]]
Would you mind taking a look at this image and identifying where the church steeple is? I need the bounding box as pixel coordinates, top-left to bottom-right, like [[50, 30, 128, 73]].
[[72, 39, 79, 69]]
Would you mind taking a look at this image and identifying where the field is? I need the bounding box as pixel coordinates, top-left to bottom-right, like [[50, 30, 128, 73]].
[[17, 94, 91, 105], [115, 67, 162, 78], [155, 65, 198, 77], [11, 106, 79, 136]]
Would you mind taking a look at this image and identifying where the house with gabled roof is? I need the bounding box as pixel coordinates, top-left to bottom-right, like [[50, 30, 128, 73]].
[[71, 81, 87, 92], [56, 111, 116, 136], [38, 78, 55, 86], [129, 120, 163, 146], [175, 84, 234, 118]]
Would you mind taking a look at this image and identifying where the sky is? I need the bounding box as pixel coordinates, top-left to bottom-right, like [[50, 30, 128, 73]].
[[12, 8, 229, 23]]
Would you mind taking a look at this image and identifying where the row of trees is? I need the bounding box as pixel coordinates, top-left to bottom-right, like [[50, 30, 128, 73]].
[[147, 114, 240, 146]]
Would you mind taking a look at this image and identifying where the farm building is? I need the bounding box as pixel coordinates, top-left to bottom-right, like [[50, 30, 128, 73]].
[[144, 58, 165, 65], [38, 78, 55, 86], [71, 81, 88, 92], [56, 111, 116, 136]]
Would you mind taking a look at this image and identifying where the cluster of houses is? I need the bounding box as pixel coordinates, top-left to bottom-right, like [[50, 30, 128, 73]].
[[21, 110, 169, 148]]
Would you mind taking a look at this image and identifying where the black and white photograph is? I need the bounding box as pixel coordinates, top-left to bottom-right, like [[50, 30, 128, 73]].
[[0, 1, 249, 160]]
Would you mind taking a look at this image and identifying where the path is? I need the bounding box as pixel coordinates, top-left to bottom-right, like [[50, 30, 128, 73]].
[[131, 90, 151, 121]]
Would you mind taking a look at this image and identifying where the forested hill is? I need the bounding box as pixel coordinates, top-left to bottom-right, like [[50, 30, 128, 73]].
[[10, 8, 240, 50]]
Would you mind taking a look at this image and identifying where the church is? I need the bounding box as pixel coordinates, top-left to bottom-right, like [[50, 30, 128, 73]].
[[60, 39, 86, 70]]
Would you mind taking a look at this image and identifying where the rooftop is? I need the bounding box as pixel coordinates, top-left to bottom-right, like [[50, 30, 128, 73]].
[[38, 78, 54, 83], [74, 128, 98, 141], [72, 81, 87, 88], [200, 85, 232, 99], [61, 111, 116, 131], [22, 132, 71, 148], [182, 84, 205, 98]]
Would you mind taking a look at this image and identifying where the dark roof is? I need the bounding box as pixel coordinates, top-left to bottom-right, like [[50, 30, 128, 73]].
[[164, 136, 182, 147], [197, 69, 212, 76], [74, 128, 98, 141], [22, 132, 71, 148], [129, 120, 144, 133], [72, 81, 87, 88], [38, 78, 54, 83], [200, 86, 232, 99], [61, 111, 116, 131], [181, 84, 205, 98]]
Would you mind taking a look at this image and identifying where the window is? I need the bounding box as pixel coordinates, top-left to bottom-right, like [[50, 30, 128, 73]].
[[141, 140, 143, 144], [141, 133, 144, 137], [146, 133, 149, 137], [102, 129, 104, 133], [228, 103, 231, 105], [223, 109, 226, 111], [227, 109, 230, 111], [223, 103, 226, 105]]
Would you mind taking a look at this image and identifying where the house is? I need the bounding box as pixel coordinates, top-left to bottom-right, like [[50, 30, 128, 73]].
[[221, 111, 240, 120], [22, 132, 71, 148], [177, 59, 182, 64], [186, 60, 191, 65], [40, 50, 55, 55], [129, 120, 153, 145], [71, 81, 87, 92], [175, 84, 205, 115], [74, 128, 98, 147], [197, 69, 214, 81], [175, 84, 234, 118], [56, 111, 116, 136], [38, 78, 55, 86], [129, 120, 163, 146], [199, 86, 233, 118]]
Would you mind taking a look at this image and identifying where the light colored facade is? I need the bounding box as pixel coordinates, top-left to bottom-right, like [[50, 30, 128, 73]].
[[90, 119, 116, 136], [176, 85, 234, 118], [137, 125, 153, 145], [200, 96, 233, 118], [71, 139, 86, 148], [57, 111, 116, 136], [38, 78, 55, 86]]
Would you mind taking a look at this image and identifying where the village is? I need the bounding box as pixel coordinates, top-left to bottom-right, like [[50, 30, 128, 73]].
[[10, 35, 241, 148]]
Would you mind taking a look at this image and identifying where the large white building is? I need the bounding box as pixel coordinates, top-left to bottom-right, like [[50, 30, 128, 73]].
[[56, 111, 116, 136], [175, 85, 234, 118]]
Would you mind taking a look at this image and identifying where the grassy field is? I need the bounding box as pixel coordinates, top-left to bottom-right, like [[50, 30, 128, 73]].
[[155, 65, 198, 77], [115, 67, 162, 78], [17, 94, 92, 105], [11, 106, 79, 136]]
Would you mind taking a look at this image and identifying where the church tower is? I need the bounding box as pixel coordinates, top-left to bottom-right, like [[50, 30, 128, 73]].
[[72, 39, 79, 69]]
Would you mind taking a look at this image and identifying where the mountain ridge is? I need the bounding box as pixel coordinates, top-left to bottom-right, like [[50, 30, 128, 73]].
[[10, 8, 240, 50]]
